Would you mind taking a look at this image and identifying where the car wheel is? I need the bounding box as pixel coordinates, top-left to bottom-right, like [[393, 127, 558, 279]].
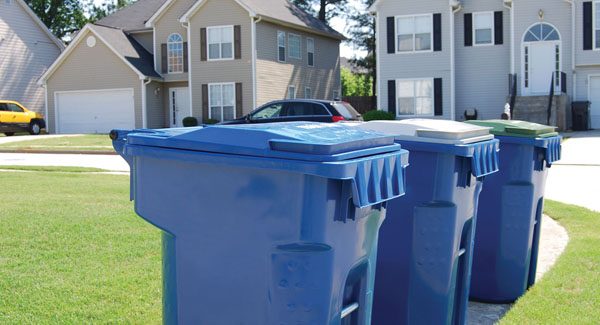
[[4, 132, 15, 136], [29, 121, 41, 135]]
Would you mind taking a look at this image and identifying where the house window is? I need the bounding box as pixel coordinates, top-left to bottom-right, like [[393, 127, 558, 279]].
[[473, 12, 494, 45], [396, 14, 432, 53], [209, 83, 235, 121], [305, 87, 312, 99], [289, 34, 301, 59], [277, 31, 286, 62], [288, 85, 296, 99], [167, 33, 184, 73], [207, 26, 233, 60], [307, 38, 315, 66], [596, 1, 600, 48], [396, 79, 434, 116], [333, 90, 340, 100]]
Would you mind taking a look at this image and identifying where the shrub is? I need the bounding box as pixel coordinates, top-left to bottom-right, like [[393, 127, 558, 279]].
[[363, 110, 396, 121], [203, 118, 219, 125], [182, 117, 198, 127]]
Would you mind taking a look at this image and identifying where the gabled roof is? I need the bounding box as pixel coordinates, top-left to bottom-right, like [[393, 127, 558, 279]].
[[39, 24, 160, 85], [15, 0, 65, 49], [97, 0, 167, 31], [149, 0, 345, 40]]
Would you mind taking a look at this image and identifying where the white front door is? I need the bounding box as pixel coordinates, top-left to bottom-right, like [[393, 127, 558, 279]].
[[528, 42, 557, 95], [589, 77, 600, 129], [169, 87, 189, 127]]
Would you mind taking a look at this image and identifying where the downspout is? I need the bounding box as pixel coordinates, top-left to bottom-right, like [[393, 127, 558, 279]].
[[142, 78, 152, 128], [42, 82, 49, 133], [252, 15, 262, 109], [450, 2, 462, 120], [503, 1, 514, 75], [182, 21, 193, 118], [564, 0, 576, 99], [373, 11, 381, 111]]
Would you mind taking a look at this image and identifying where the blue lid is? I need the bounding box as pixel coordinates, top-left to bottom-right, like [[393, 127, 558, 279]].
[[123, 122, 400, 162]]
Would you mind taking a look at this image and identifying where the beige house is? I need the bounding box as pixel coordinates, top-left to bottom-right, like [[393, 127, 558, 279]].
[[0, 0, 64, 115], [38, 0, 343, 134]]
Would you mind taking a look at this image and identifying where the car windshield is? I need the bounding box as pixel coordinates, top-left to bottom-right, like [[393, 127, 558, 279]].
[[251, 103, 283, 120], [332, 102, 359, 119]]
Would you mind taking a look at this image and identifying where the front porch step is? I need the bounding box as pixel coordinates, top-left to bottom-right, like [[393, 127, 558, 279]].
[[511, 94, 569, 131]]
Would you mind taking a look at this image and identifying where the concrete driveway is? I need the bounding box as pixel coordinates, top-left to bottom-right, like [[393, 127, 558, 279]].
[[545, 130, 600, 212], [0, 134, 129, 172]]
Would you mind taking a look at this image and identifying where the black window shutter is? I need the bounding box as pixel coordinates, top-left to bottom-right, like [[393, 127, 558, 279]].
[[234, 25, 242, 59], [235, 83, 243, 118], [387, 17, 395, 54], [388, 80, 396, 116], [161, 43, 167, 73], [494, 11, 503, 45], [202, 84, 209, 121], [584, 2, 593, 50], [464, 13, 473, 47], [433, 13, 442, 51], [183, 42, 188, 72], [200, 28, 207, 61], [434, 78, 443, 116]]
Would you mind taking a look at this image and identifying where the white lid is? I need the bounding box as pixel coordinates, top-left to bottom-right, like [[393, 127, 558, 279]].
[[348, 119, 493, 145]]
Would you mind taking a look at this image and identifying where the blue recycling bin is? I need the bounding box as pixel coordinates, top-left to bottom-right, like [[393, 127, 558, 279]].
[[111, 122, 409, 324], [467, 120, 562, 303], [352, 119, 499, 325]]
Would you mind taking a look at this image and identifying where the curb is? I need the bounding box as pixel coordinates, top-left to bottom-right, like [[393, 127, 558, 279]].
[[0, 150, 117, 155]]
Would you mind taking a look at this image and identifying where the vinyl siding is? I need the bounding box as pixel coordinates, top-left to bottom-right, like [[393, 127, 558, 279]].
[[131, 31, 154, 54], [0, 0, 61, 114], [46, 29, 142, 132], [255, 21, 341, 105], [513, 0, 573, 96], [455, 1, 510, 120], [376, 0, 452, 119], [153, 0, 194, 82], [573, 66, 600, 100], [188, 0, 253, 120], [146, 80, 165, 128]]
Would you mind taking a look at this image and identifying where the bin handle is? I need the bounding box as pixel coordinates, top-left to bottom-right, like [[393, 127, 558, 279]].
[[347, 153, 407, 208], [341, 302, 359, 319]]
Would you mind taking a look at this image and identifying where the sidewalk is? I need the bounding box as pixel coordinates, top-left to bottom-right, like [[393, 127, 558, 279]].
[[0, 134, 83, 144], [0, 153, 129, 172]]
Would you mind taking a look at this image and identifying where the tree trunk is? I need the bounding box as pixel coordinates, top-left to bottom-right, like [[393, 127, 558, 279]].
[[318, 0, 327, 22]]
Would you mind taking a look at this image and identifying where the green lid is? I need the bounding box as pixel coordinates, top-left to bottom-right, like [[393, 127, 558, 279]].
[[465, 120, 558, 138]]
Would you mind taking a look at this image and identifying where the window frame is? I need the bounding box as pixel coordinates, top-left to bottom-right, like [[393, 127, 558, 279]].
[[287, 85, 297, 99], [395, 13, 434, 54], [206, 25, 234, 61], [167, 33, 184, 74], [395, 78, 435, 118], [208, 82, 236, 121], [332, 90, 340, 100], [304, 87, 312, 99], [472, 11, 495, 47], [594, 1, 600, 50], [288, 33, 302, 59], [277, 31, 286, 62], [307, 37, 315, 66]]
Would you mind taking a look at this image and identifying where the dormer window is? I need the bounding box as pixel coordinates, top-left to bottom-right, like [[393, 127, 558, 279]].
[[167, 33, 184, 73]]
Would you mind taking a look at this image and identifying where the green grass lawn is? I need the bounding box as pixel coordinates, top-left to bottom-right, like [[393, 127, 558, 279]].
[[501, 200, 600, 324], [0, 171, 161, 324], [0, 135, 113, 152], [0, 169, 598, 323]]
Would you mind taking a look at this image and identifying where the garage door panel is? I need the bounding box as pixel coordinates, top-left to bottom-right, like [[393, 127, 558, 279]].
[[590, 77, 600, 129], [56, 89, 135, 134]]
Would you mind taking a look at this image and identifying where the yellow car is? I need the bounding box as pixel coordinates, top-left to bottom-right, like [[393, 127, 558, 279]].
[[0, 100, 46, 136]]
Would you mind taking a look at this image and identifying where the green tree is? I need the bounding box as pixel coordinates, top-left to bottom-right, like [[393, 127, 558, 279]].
[[24, 0, 88, 39], [290, 0, 348, 23], [341, 68, 372, 97], [86, 0, 134, 22], [347, 0, 376, 97]]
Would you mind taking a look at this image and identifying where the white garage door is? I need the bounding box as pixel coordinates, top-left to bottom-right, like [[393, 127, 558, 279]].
[[56, 88, 135, 134]]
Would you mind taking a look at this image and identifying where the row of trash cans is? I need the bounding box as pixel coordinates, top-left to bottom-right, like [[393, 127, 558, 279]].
[[111, 118, 562, 324]]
